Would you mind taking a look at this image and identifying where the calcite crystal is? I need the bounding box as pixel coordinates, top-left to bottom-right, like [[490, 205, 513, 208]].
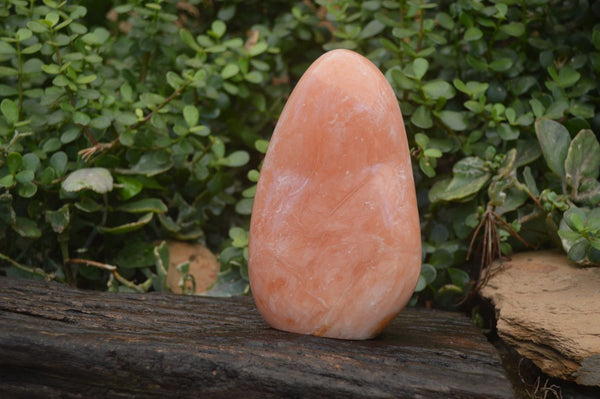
[[248, 49, 421, 340]]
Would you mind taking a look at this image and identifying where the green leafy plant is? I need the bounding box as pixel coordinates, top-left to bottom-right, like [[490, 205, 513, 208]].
[[2, 1, 599, 308], [534, 119, 600, 264], [0, 0, 293, 293]]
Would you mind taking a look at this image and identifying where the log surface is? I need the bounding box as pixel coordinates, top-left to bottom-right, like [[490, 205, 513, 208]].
[[0, 277, 513, 398]]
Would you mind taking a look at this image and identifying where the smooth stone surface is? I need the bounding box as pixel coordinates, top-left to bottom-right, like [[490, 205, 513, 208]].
[[481, 250, 600, 386], [248, 49, 421, 340]]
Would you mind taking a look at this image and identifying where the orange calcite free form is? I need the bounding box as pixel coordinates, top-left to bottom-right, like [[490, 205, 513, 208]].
[[248, 49, 421, 340]]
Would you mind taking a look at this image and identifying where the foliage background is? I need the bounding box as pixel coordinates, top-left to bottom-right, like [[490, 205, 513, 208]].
[[1, 0, 599, 305]]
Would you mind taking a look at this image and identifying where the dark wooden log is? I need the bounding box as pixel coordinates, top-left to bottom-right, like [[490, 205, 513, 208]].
[[0, 277, 513, 398]]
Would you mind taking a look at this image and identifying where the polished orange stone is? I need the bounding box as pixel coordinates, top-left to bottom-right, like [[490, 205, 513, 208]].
[[248, 49, 421, 340]]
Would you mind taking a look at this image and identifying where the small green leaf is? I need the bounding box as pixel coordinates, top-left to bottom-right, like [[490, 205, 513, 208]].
[[22, 153, 40, 171], [166, 71, 185, 89], [61, 128, 81, 144], [153, 240, 169, 290], [221, 63, 239, 79], [424, 148, 442, 158], [42, 138, 61, 153], [0, 66, 19, 77], [593, 29, 600, 50], [74, 197, 103, 213], [535, 118, 570, 181], [436, 12, 454, 30], [118, 198, 168, 214], [140, 93, 166, 108], [27, 20, 48, 33], [249, 41, 268, 57], [242, 185, 256, 198], [120, 82, 133, 102], [229, 227, 249, 248], [211, 20, 226, 38], [114, 241, 156, 269], [42, 63, 60, 74], [569, 212, 585, 232], [15, 170, 34, 183], [115, 112, 138, 126], [421, 263, 437, 284], [180, 29, 200, 51], [118, 151, 173, 176], [90, 115, 112, 130], [244, 71, 262, 84], [0, 41, 16, 55], [17, 182, 37, 198], [497, 123, 519, 140], [45, 204, 70, 233], [235, 198, 253, 215], [429, 157, 490, 202], [557, 229, 583, 241], [255, 139, 269, 154], [183, 105, 199, 127], [62, 167, 114, 193], [45, 12, 59, 27], [39, 167, 56, 185], [188, 125, 209, 136], [76, 74, 97, 84], [410, 105, 433, 129], [219, 151, 250, 167], [523, 167, 539, 196], [414, 275, 427, 292], [414, 133, 429, 148], [447, 267, 470, 288], [13, 217, 41, 238], [98, 213, 153, 234], [116, 175, 143, 200], [0, 175, 14, 188], [544, 100, 568, 119], [359, 19, 385, 39], [81, 27, 110, 46], [1, 98, 19, 124], [568, 240, 588, 262], [422, 80, 456, 100], [15, 28, 32, 41], [429, 249, 453, 269], [500, 22, 524, 37], [7, 152, 22, 174], [412, 58, 428, 80], [419, 157, 436, 178], [73, 111, 90, 125], [489, 57, 513, 72], [564, 129, 600, 190], [464, 27, 483, 41], [529, 99, 545, 118], [436, 110, 469, 131], [549, 66, 581, 88]]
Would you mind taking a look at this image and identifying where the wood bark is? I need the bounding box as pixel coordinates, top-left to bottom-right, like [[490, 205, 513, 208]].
[[0, 276, 513, 398]]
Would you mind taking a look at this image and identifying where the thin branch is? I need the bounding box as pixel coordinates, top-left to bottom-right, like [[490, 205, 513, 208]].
[[0, 252, 64, 282], [66, 258, 147, 293], [131, 82, 191, 130]]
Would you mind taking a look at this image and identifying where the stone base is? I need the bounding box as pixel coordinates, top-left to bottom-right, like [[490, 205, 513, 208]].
[[481, 250, 600, 386]]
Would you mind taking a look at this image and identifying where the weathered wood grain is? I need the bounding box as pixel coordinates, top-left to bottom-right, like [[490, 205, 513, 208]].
[[0, 277, 513, 398]]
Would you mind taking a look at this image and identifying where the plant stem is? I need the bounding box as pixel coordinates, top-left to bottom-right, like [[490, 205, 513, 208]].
[[66, 257, 147, 293], [131, 81, 191, 130], [417, 2, 425, 52], [0, 252, 64, 282], [16, 39, 23, 121]]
